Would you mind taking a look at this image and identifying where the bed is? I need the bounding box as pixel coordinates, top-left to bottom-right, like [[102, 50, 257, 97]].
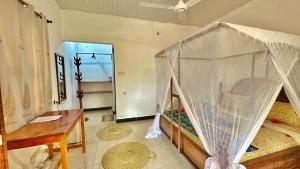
[[160, 89, 300, 169]]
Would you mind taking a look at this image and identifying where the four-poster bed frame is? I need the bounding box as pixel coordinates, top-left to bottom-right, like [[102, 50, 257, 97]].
[[160, 80, 300, 169], [157, 44, 300, 168]]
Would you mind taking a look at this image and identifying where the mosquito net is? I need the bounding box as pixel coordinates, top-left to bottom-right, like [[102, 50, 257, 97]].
[[145, 43, 180, 138], [146, 22, 300, 169]]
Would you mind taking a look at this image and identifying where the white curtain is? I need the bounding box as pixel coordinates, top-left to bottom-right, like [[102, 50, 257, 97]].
[[32, 12, 52, 115], [0, 0, 52, 168], [147, 23, 300, 169]]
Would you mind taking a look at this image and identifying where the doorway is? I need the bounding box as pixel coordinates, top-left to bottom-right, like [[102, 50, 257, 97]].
[[64, 41, 116, 114]]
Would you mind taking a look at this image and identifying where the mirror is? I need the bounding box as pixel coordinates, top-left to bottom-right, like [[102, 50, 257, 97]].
[[55, 53, 67, 103]]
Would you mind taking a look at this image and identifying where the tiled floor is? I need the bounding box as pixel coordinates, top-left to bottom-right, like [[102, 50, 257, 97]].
[[49, 110, 195, 169]]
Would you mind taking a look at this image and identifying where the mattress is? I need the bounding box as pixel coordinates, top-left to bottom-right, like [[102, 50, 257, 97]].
[[241, 127, 297, 161], [162, 111, 298, 162]]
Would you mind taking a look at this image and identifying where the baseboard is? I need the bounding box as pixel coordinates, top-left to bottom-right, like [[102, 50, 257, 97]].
[[116, 115, 155, 123], [84, 106, 112, 112]]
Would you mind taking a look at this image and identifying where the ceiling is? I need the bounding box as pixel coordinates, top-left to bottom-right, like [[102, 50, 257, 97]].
[[55, 0, 251, 26]]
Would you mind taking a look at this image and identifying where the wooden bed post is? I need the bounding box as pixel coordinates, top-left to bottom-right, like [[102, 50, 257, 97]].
[[178, 97, 181, 152], [0, 86, 9, 169], [170, 79, 173, 143], [177, 52, 182, 152]]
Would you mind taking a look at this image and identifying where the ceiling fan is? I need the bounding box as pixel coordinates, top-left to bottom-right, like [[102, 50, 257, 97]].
[[139, 0, 203, 13]]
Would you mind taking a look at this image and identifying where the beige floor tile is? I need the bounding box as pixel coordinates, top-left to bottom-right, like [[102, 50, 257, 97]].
[[92, 163, 104, 169], [48, 110, 194, 169], [93, 148, 107, 165], [68, 155, 95, 169], [117, 132, 136, 144], [97, 140, 118, 152]]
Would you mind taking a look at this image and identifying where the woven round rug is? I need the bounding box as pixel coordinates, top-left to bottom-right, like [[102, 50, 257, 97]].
[[102, 142, 155, 169], [96, 124, 133, 141]]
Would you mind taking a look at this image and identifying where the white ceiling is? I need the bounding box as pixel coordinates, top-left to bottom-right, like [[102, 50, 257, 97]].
[[55, 0, 251, 25]]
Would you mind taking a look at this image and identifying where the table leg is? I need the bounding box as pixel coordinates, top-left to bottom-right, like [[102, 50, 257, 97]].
[[60, 135, 69, 169], [80, 113, 86, 153], [48, 144, 54, 159]]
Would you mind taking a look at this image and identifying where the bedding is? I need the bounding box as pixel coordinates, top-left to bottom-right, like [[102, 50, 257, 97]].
[[241, 127, 297, 161], [162, 111, 298, 162], [263, 120, 300, 144], [267, 102, 300, 127], [163, 111, 204, 149]]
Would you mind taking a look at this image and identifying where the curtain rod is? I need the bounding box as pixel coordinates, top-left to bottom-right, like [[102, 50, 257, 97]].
[[18, 0, 53, 23], [76, 53, 112, 56]]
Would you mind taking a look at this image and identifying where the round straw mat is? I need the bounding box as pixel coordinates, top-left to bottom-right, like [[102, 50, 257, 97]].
[[102, 142, 154, 169], [96, 124, 132, 141]]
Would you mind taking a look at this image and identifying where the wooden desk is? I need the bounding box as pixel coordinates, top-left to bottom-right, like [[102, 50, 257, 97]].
[[6, 109, 86, 169]]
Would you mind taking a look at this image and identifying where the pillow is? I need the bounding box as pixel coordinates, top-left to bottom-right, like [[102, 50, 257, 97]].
[[221, 92, 250, 113], [267, 102, 300, 127]]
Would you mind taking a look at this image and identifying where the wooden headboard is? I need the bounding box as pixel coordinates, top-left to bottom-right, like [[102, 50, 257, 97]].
[[276, 88, 290, 103]]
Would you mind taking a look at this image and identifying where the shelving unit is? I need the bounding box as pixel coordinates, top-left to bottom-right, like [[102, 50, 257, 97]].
[[71, 45, 116, 112], [81, 80, 113, 109], [83, 90, 113, 94], [81, 80, 112, 83]]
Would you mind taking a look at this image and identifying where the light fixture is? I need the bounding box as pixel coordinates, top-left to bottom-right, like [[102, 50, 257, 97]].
[[92, 53, 96, 59], [174, 0, 188, 13]]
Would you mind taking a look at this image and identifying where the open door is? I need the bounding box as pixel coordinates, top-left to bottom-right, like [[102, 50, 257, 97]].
[[0, 88, 8, 169]]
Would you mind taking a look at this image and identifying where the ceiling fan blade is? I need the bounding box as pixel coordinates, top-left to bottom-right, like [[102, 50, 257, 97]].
[[186, 0, 203, 7], [139, 2, 174, 10]]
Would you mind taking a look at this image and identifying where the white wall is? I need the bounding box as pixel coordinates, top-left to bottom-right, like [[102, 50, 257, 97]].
[[60, 9, 198, 119], [218, 0, 300, 35], [25, 0, 75, 110]]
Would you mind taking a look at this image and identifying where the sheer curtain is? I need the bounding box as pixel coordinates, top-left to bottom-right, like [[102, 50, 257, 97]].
[[32, 12, 52, 116], [0, 0, 52, 168]]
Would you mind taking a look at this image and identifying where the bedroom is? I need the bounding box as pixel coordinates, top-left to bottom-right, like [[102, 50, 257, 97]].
[[1, 0, 300, 169]]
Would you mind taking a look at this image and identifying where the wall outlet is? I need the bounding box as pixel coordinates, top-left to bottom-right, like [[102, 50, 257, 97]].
[[122, 91, 127, 95], [118, 71, 125, 75]]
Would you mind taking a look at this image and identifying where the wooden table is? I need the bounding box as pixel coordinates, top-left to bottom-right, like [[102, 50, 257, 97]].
[[6, 109, 86, 169]]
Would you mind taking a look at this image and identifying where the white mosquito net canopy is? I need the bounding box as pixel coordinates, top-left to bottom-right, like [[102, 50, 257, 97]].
[[145, 22, 300, 169]]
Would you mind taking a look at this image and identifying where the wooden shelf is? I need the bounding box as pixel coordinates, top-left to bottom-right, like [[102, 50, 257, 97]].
[[83, 90, 113, 94], [81, 80, 112, 83]]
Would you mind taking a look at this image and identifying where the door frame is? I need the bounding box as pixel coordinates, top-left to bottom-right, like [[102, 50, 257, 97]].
[[64, 41, 117, 113], [112, 46, 116, 114]]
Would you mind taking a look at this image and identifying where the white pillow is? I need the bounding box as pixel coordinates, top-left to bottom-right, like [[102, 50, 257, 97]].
[[221, 92, 250, 113]]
